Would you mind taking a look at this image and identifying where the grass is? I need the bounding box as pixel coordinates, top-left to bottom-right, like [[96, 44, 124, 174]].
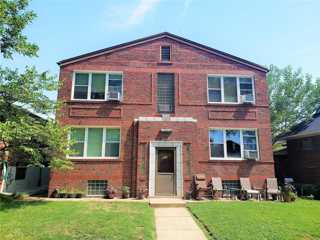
[[188, 199, 320, 240], [0, 200, 155, 240]]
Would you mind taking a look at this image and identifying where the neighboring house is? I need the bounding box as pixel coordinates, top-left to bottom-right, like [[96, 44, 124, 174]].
[[274, 109, 320, 185], [50, 32, 274, 197], [0, 108, 50, 194]]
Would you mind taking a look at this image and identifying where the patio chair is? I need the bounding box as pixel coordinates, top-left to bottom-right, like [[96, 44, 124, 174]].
[[210, 177, 228, 199], [266, 178, 281, 200], [240, 178, 261, 200], [193, 174, 208, 200]]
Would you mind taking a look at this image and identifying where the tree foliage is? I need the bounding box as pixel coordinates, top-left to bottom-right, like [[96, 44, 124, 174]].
[[0, 0, 72, 169], [0, 0, 38, 58], [267, 65, 320, 140]]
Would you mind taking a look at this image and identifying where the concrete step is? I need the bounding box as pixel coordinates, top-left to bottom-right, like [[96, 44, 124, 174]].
[[149, 198, 186, 208]]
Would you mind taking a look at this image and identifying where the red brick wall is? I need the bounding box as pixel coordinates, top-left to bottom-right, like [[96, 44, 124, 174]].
[[51, 37, 274, 196]]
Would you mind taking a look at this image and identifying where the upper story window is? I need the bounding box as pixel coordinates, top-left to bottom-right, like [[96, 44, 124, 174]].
[[69, 127, 120, 158], [157, 73, 175, 113], [161, 46, 171, 62], [72, 72, 123, 101], [207, 75, 255, 104], [209, 129, 259, 160]]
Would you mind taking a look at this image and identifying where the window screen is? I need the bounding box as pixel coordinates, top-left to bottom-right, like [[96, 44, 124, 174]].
[[108, 74, 122, 97], [161, 46, 171, 61], [157, 73, 174, 113], [87, 180, 107, 196], [240, 77, 254, 102]]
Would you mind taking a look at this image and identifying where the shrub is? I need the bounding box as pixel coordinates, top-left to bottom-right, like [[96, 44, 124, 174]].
[[121, 186, 130, 198], [282, 184, 297, 202]]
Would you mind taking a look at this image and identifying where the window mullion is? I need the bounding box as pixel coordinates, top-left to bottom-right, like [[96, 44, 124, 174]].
[[237, 77, 240, 103], [223, 129, 227, 159], [84, 128, 88, 157], [88, 73, 92, 100], [221, 77, 224, 103], [240, 130, 244, 159], [102, 128, 106, 157], [105, 74, 109, 100]]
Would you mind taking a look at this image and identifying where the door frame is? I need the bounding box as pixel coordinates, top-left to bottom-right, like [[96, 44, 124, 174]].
[[149, 141, 183, 197], [155, 147, 176, 196]]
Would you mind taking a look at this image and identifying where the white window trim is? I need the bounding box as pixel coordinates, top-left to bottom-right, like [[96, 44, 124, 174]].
[[67, 126, 121, 160], [71, 71, 123, 101], [207, 74, 255, 104], [209, 128, 260, 161]]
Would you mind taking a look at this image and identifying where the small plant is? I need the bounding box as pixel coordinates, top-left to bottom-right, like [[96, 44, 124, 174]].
[[121, 186, 130, 199], [51, 189, 59, 198], [75, 189, 86, 198], [105, 185, 117, 199], [59, 188, 68, 198], [14, 192, 29, 200], [282, 184, 297, 202], [137, 187, 148, 200]]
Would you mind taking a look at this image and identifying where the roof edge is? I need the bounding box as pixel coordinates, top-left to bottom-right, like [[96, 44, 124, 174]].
[[57, 32, 268, 72]]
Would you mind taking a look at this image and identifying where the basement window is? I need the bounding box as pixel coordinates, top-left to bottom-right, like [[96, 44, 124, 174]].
[[87, 180, 107, 196]]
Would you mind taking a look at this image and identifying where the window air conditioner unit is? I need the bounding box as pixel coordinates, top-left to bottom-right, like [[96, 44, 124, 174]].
[[240, 95, 253, 104], [107, 91, 121, 101], [244, 150, 258, 160], [158, 104, 172, 112]]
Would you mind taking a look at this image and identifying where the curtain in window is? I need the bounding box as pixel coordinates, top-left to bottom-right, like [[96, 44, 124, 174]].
[[91, 74, 105, 99], [87, 128, 103, 157], [226, 130, 241, 158], [240, 77, 254, 101], [224, 77, 238, 102]]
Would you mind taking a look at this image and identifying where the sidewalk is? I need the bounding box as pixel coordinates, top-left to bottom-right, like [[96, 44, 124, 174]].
[[154, 207, 207, 240]]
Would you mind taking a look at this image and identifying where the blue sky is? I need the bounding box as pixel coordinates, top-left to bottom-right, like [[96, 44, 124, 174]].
[[3, 0, 320, 100]]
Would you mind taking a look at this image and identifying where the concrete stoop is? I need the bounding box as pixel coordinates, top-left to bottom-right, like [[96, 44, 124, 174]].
[[149, 198, 187, 208]]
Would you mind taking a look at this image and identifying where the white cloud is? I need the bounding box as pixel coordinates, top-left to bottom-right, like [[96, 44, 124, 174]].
[[127, 0, 161, 26], [107, 0, 161, 28]]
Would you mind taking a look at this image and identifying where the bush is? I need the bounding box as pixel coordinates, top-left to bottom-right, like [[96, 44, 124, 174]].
[[282, 184, 297, 202]]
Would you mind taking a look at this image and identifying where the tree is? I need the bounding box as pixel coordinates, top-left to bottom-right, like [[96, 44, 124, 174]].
[[267, 65, 320, 140], [0, 0, 72, 170]]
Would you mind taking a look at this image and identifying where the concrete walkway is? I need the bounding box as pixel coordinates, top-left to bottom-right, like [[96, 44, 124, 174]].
[[154, 207, 207, 240]]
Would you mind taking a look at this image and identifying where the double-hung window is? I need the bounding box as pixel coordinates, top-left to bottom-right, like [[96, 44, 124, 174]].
[[208, 75, 254, 103], [209, 129, 259, 160], [69, 127, 120, 158], [72, 72, 123, 100]]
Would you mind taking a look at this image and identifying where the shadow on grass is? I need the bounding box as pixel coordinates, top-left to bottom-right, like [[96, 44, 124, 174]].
[[0, 199, 49, 212]]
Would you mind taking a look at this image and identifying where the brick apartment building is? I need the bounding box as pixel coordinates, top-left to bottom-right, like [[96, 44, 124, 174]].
[[49, 32, 274, 197]]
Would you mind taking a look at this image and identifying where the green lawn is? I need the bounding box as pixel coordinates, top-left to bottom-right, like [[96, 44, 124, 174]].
[[0, 200, 155, 240], [188, 199, 320, 240]]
